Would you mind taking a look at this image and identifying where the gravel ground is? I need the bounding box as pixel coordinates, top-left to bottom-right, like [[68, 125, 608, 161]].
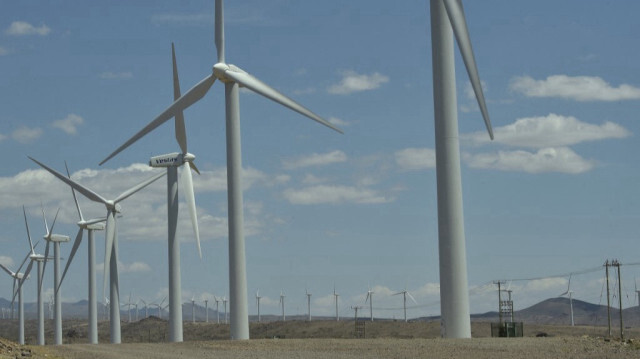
[[37, 337, 640, 359]]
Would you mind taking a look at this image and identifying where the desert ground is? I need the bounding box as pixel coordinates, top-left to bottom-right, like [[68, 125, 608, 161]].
[[0, 318, 638, 358]]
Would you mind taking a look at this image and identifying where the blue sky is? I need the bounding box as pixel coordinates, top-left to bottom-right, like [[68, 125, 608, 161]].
[[1, 0, 640, 320]]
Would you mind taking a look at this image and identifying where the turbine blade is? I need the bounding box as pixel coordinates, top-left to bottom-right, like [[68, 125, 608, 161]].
[[58, 227, 84, 294], [39, 241, 51, 293], [49, 208, 61, 234], [99, 74, 216, 166], [12, 279, 18, 306], [222, 66, 343, 134], [21, 260, 34, 291], [172, 43, 188, 154], [442, 0, 493, 139], [41, 204, 49, 235], [85, 217, 107, 226], [407, 292, 418, 305], [0, 263, 12, 277], [189, 161, 201, 176], [65, 161, 84, 221], [182, 166, 201, 259], [103, 211, 116, 297], [29, 157, 110, 205], [215, 0, 225, 63], [16, 250, 31, 274], [23, 206, 35, 254], [114, 171, 166, 203]]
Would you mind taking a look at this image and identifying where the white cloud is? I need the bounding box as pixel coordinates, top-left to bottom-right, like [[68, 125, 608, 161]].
[[395, 148, 436, 171], [151, 13, 212, 26], [0, 47, 9, 56], [302, 174, 327, 185], [328, 71, 389, 95], [510, 75, 640, 101], [523, 278, 566, 292], [293, 87, 316, 95], [282, 150, 347, 169], [5, 21, 51, 36], [283, 185, 393, 205], [96, 260, 151, 274], [464, 147, 595, 174], [0, 133, 6, 142], [52, 114, 84, 135], [12, 126, 43, 143], [328, 117, 350, 127], [99, 71, 133, 80], [463, 114, 631, 148], [0, 256, 15, 268]]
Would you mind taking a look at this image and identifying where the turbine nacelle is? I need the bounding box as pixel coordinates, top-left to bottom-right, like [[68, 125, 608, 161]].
[[105, 201, 122, 213], [44, 234, 71, 243], [213, 62, 247, 85], [149, 152, 196, 168]]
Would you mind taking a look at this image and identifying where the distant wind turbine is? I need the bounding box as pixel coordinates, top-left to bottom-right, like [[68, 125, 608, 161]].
[[29, 156, 166, 344], [393, 289, 417, 322], [1, 256, 29, 345], [635, 278, 640, 307], [333, 286, 340, 322], [222, 297, 228, 324], [191, 297, 196, 323], [559, 275, 575, 326], [305, 288, 312, 322], [98, 0, 342, 340], [365, 285, 374, 322], [255, 290, 261, 323], [204, 299, 209, 323], [214, 296, 221, 324], [429, 0, 494, 338], [279, 291, 286, 321]]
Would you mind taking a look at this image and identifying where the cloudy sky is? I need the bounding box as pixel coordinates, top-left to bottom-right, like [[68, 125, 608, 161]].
[[1, 0, 640, 320]]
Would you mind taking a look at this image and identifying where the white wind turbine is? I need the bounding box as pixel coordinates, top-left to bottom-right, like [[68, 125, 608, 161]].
[[559, 275, 574, 326], [98, 0, 342, 340], [18, 207, 50, 346], [279, 291, 286, 321], [305, 288, 312, 322], [1, 255, 30, 345], [57, 162, 106, 344], [39, 206, 70, 345], [255, 290, 261, 323], [123, 292, 135, 323], [204, 299, 209, 323], [214, 296, 221, 324], [429, 0, 494, 338], [365, 285, 374, 322], [222, 297, 228, 324], [393, 288, 418, 322], [635, 278, 640, 307], [333, 286, 340, 322], [29, 156, 166, 344], [140, 299, 149, 319], [142, 43, 202, 343], [191, 296, 196, 323]]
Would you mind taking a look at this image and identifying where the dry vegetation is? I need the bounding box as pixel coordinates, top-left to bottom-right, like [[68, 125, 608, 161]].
[[0, 318, 638, 358]]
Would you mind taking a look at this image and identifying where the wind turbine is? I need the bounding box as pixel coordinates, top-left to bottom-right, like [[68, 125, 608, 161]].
[[222, 297, 228, 324], [393, 288, 417, 322], [0, 256, 29, 345], [143, 43, 202, 343], [28, 156, 166, 344], [279, 291, 286, 321], [214, 296, 221, 324], [429, 0, 494, 338], [333, 286, 340, 322], [123, 293, 135, 323], [98, 0, 342, 340], [560, 275, 574, 326], [140, 299, 149, 318], [57, 162, 106, 344], [40, 206, 70, 345], [204, 299, 209, 323], [135, 302, 139, 321], [255, 290, 261, 323], [305, 288, 312, 322], [191, 297, 196, 323], [365, 285, 374, 322], [635, 278, 640, 307], [18, 207, 50, 345]]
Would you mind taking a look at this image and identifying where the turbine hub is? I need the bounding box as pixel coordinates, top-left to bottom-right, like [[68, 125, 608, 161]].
[[183, 153, 196, 163], [213, 62, 231, 82]]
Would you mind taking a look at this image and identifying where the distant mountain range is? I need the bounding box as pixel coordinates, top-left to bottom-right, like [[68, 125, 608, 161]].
[[1, 296, 639, 326]]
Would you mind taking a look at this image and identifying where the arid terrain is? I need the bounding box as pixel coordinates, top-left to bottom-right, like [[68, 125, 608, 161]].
[[0, 318, 639, 358]]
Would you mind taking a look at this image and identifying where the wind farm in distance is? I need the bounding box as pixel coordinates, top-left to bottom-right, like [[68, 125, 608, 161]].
[[2, 0, 640, 358]]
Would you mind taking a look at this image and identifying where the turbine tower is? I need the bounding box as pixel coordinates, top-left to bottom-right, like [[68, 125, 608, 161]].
[[191, 297, 196, 323], [255, 290, 261, 323], [214, 296, 220, 324], [18, 207, 50, 346], [204, 299, 209, 323], [98, 0, 342, 340], [305, 288, 312, 322], [333, 286, 340, 322], [57, 162, 106, 344], [1, 254, 30, 344], [430, 0, 493, 338], [393, 289, 417, 322], [560, 275, 574, 326], [29, 157, 166, 343], [279, 291, 286, 321], [40, 207, 71, 345], [365, 285, 374, 322], [222, 297, 228, 324], [635, 278, 640, 307]]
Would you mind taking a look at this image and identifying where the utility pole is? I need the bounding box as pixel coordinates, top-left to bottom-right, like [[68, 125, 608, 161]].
[[493, 281, 504, 324], [604, 260, 611, 337], [613, 260, 624, 341], [352, 306, 363, 321]]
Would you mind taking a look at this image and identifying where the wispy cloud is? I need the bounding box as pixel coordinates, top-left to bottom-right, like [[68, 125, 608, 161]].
[[0, 256, 14, 268], [395, 148, 436, 171], [12, 126, 43, 144], [151, 13, 212, 26], [99, 71, 133, 80], [328, 71, 389, 95], [464, 147, 594, 174], [510, 75, 640, 101], [283, 185, 393, 205], [5, 21, 51, 36], [462, 113, 631, 148], [0, 46, 9, 56], [52, 113, 84, 135], [0, 133, 6, 142], [328, 117, 350, 128], [282, 150, 347, 170]]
